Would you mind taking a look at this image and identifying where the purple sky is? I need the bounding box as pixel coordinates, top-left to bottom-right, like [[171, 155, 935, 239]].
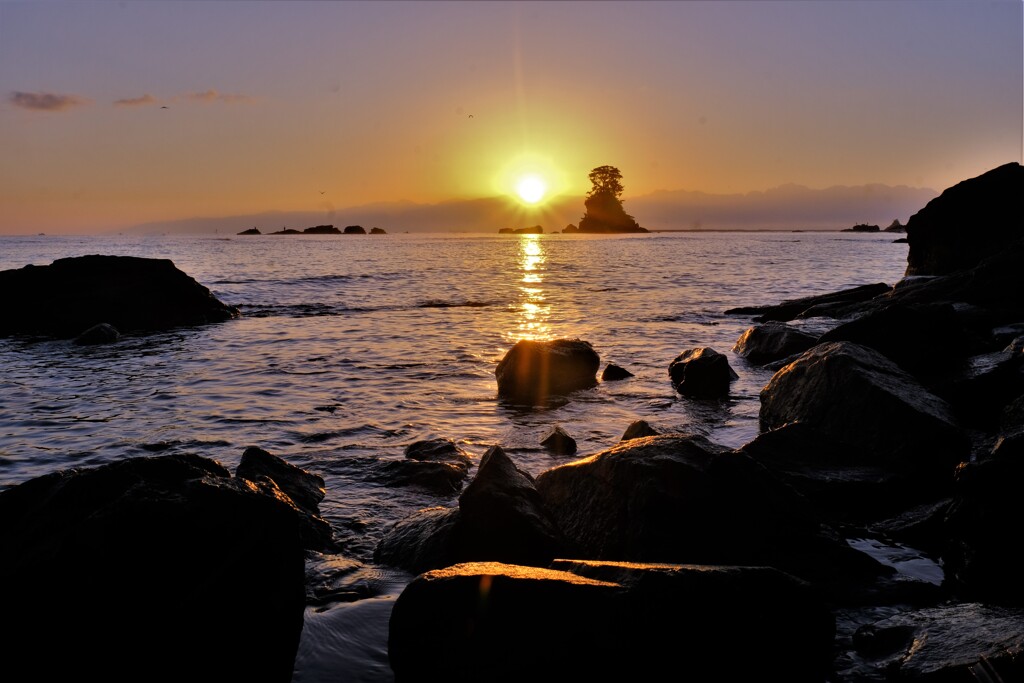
[[1, 1, 1020, 233]]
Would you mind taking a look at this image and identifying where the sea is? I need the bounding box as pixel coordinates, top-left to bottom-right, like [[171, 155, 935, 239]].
[[0, 230, 915, 681]]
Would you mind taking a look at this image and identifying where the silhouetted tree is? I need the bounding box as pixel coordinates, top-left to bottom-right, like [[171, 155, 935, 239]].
[[587, 165, 625, 198]]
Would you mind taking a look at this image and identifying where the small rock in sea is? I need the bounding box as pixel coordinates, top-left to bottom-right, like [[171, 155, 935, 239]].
[[732, 321, 817, 365], [73, 322, 121, 346], [668, 347, 738, 398], [405, 438, 472, 466], [620, 419, 660, 441], [344, 225, 367, 234], [541, 425, 577, 455], [601, 363, 634, 381]]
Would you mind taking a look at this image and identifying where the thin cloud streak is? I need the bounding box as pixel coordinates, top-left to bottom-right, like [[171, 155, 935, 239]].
[[114, 94, 159, 107], [185, 89, 253, 104], [9, 91, 91, 112]]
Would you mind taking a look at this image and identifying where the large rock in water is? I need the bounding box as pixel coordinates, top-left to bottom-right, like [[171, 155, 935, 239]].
[[905, 162, 1024, 276], [374, 445, 566, 574], [759, 341, 969, 494], [533, 434, 884, 589], [733, 321, 818, 365], [0, 254, 238, 338], [495, 338, 600, 405], [388, 560, 835, 682], [0, 453, 306, 682]]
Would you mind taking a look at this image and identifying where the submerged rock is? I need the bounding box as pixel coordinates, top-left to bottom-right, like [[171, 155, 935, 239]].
[[0, 254, 238, 339], [73, 321, 121, 346], [540, 425, 577, 455], [601, 362, 634, 381]]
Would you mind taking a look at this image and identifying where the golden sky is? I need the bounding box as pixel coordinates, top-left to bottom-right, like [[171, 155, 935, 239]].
[[1, 1, 1020, 234]]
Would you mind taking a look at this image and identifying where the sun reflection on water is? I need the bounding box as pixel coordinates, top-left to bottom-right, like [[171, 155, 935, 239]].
[[511, 235, 551, 341]]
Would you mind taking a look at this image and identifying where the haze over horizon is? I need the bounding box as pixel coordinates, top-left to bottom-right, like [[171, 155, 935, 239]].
[[1, 0, 1021, 235]]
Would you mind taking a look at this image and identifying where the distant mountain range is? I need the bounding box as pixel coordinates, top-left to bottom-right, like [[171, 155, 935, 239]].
[[123, 183, 938, 235]]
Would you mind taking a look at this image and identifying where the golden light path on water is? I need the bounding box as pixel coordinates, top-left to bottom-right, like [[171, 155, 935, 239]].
[[513, 234, 551, 342]]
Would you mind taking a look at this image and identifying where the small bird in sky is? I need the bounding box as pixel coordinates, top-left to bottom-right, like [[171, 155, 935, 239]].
[[468, 114, 474, 118], [319, 190, 326, 195], [161, 106, 168, 109]]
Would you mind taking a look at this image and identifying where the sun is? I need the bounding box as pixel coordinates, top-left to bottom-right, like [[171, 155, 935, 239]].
[[515, 175, 547, 204]]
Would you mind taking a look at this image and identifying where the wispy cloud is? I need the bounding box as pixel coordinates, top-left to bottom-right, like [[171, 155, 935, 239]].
[[9, 91, 91, 112], [185, 89, 253, 104], [114, 94, 159, 107]]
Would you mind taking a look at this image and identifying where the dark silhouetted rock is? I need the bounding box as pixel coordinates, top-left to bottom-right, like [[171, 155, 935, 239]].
[[373, 459, 469, 495], [236, 446, 333, 550], [374, 446, 566, 573], [943, 452, 1024, 604], [668, 347, 738, 398], [937, 349, 1024, 430], [905, 162, 1024, 276], [725, 282, 892, 322], [884, 219, 906, 233], [303, 224, 341, 234], [495, 338, 600, 405], [759, 342, 969, 494], [732, 321, 818, 365], [73, 322, 120, 346], [0, 255, 239, 339], [0, 453, 305, 682], [620, 419, 660, 441], [388, 560, 835, 683], [562, 223, 579, 234], [847, 603, 1024, 682], [344, 225, 367, 234], [893, 237, 909, 243], [738, 422, 948, 525], [534, 434, 884, 589], [578, 192, 647, 233], [514, 225, 543, 234], [842, 223, 880, 232], [817, 303, 968, 381], [271, 228, 301, 234], [498, 228, 515, 234], [404, 438, 472, 467], [369, 227, 387, 234], [237, 227, 261, 235], [540, 425, 577, 455], [601, 362, 634, 380]]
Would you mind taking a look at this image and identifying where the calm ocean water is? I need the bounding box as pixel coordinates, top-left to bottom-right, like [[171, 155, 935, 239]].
[[0, 230, 909, 680]]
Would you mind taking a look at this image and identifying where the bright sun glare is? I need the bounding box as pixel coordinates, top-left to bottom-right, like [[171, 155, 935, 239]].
[[515, 175, 547, 204]]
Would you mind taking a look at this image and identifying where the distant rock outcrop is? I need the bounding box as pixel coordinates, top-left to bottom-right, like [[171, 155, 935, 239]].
[[884, 219, 906, 232], [237, 227, 261, 235], [562, 223, 579, 234], [303, 224, 341, 234], [0, 255, 239, 339], [905, 162, 1024, 276], [344, 225, 367, 234], [842, 223, 880, 232], [370, 227, 387, 234], [271, 228, 301, 234]]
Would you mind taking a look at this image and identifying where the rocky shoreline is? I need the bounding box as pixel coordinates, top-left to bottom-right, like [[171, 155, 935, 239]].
[[1, 163, 1021, 681]]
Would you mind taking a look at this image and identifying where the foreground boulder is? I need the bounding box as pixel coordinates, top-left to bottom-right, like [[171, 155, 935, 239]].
[[0, 255, 238, 338], [725, 282, 891, 322], [374, 446, 565, 574], [388, 560, 835, 682], [495, 338, 600, 405], [0, 453, 306, 682], [533, 434, 883, 589], [733, 321, 818, 365], [760, 341, 969, 496], [905, 162, 1024, 276]]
